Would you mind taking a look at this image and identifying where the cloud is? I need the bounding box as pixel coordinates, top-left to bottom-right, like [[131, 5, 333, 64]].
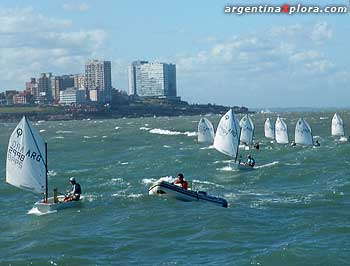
[[62, 2, 90, 12], [173, 21, 345, 107], [0, 7, 107, 90]]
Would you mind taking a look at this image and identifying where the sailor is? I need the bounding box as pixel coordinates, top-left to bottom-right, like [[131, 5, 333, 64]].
[[291, 140, 296, 146], [64, 177, 82, 202], [254, 142, 260, 150], [173, 173, 188, 190], [314, 140, 320, 147], [246, 155, 255, 167]]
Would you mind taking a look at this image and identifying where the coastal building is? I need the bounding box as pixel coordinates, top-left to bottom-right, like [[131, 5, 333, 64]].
[[85, 60, 112, 103], [13, 92, 31, 105], [38, 73, 53, 103], [59, 88, 86, 105], [128, 61, 178, 99], [74, 74, 85, 90], [51, 75, 75, 102], [25, 78, 38, 98]]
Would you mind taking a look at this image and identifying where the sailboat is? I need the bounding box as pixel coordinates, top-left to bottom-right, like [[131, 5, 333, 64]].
[[331, 113, 345, 136], [214, 109, 254, 170], [197, 117, 215, 143], [275, 116, 289, 144], [239, 114, 254, 146], [6, 116, 81, 213], [294, 118, 313, 146], [264, 118, 275, 139]]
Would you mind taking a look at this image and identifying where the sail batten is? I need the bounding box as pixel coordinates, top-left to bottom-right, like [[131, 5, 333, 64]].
[[6, 116, 47, 194], [275, 116, 289, 144], [331, 113, 344, 136], [214, 109, 240, 160], [264, 118, 275, 139], [198, 117, 215, 143], [295, 118, 313, 145], [239, 114, 254, 145]]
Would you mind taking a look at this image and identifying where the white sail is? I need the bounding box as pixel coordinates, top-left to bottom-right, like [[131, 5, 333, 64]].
[[6, 116, 47, 194], [264, 118, 274, 139], [331, 113, 344, 136], [198, 117, 215, 143], [239, 114, 254, 145], [275, 116, 289, 144], [214, 109, 240, 159], [295, 118, 313, 145]]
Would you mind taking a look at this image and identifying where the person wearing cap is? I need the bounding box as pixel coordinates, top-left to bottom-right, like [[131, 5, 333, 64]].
[[246, 155, 255, 167], [64, 177, 82, 202], [173, 173, 188, 190]]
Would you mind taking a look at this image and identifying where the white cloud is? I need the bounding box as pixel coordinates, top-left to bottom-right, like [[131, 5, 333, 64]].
[[0, 7, 107, 90], [62, 2, 90, 12], [310, 22, 333, 44]]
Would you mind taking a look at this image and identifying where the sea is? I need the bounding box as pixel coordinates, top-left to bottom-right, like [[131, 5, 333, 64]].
[[0, 111, 350, 266]]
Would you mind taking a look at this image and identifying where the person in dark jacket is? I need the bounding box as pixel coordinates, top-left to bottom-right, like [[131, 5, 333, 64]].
[[64, 177, 81, 202]]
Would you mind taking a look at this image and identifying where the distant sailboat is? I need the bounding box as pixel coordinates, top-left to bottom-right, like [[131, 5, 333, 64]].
[[264, 118, 274, 139], [214, 109, 254, 170], [275, 116, 289, 144], [239, 114, 254, 145], [6, 116, 81, 213], [295, 118, 313, 146], [197, 117, 215, 143], [331, 113, 345, 136]]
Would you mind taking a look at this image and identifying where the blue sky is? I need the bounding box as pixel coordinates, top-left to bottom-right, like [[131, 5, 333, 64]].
[[0, 0, 349, 108]]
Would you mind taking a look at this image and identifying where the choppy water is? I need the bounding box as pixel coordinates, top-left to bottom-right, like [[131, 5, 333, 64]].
[[1, 111, 350, 265]]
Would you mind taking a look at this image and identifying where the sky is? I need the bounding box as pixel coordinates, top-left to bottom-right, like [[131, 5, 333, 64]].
[[0, 0, 349, 108]]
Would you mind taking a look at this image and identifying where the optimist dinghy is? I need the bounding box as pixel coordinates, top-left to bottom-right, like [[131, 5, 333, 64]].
[[6, 116, 81, 213], [214, 109, 255, 170], [149, 181, 228, 208]]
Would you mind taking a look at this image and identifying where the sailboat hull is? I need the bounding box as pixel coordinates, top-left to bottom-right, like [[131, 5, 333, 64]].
[[34, 195, 81, 212], [149, 181, 228, 208]]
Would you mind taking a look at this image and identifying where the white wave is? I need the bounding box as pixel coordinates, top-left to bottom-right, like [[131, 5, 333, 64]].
[[56, 130, 73, 134], [255, 161, 279, 169], [339, 137, 348, 142], [39, 129, 46, 133], [163, 145, 171, 148], [320, 117, 328, 120], [27, 207, 57, 216], [102, 135, 108, 138], [120, 162, 129, 165], [144, 124, 149, 126], [84, 135, 98, 139], [217, 166, 237, 172], [142, 176, 174, 185], [53, 136, 64, 139], [140, 127, 151, 131], [313, 135, 320, 139], [149, 128, 196, 137], [48, 170, 57, 177], [115, 126, 120, 130], [200, 145, 214, 150], [128, 193, 143, 198]]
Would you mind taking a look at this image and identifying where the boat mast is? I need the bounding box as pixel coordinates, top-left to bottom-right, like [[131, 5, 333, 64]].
[[45, 142, 48, 203], [234, 127, 242, 163]]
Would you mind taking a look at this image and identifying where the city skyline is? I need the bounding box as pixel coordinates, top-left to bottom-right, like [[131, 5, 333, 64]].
[[0, 0, 349, 108]]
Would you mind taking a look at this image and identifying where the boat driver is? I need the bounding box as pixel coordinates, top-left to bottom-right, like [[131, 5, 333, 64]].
[[246, 155, 255, 167], [173, 173, 188, 190], [64, 177, 82, 202]]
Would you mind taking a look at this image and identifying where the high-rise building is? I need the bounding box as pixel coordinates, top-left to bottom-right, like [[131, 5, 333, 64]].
[[25, 78, 38, 100], [38, 73, 53, 103], [85, 60, 112, 103], [128, 61, 177, 99]]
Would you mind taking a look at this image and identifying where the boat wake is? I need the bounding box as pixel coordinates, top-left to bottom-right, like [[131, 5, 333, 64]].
[[192, 179, 224, 188], [142, 176, 173, 185], [254, 161, 279, 169], [27, 207, 57, 216]]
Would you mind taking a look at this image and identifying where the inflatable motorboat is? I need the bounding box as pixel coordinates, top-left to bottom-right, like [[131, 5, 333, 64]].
[[149, 181, 228, 208]]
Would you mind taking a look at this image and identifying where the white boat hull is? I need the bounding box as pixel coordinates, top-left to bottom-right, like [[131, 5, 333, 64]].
[[34, 195, 81, 212], [236, 162, 255, 171], [149, 181, 228, 208]]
